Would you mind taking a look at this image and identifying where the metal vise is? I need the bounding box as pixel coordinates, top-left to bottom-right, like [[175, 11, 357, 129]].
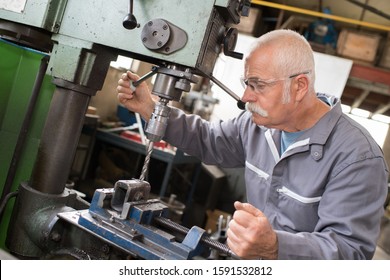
[[58, 180, 235, 259]]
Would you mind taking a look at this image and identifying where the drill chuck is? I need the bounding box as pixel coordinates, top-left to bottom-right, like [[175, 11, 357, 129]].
[[145, 100, 171, 142]]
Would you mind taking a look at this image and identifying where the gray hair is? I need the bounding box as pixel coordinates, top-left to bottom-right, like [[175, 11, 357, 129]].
[[247, 29, 316, 93]]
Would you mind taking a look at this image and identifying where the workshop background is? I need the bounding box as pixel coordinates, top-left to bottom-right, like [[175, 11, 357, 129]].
[[0, 0, 389, 260]]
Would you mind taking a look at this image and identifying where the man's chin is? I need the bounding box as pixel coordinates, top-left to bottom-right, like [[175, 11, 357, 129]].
[[251, 113, 268, 125]]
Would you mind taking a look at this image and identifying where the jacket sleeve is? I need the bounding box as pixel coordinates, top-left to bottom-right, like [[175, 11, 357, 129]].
[[276, 156, 388, 259], [163, 107, 246, 167]]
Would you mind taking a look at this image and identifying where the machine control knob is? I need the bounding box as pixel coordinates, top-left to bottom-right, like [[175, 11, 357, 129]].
[[223, 27, 243, 60], [123, 0, 139, 29], [123, 13, 138, 30]]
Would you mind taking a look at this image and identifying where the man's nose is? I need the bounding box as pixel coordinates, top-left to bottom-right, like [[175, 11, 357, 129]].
[[241, 88, 256, 103]]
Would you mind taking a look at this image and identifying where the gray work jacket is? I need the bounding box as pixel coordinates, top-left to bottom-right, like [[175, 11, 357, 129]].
[[163, 94, 388, 259]]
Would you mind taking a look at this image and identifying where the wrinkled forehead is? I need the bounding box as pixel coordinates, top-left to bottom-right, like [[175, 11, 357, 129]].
[[244, 47, 278, 77]]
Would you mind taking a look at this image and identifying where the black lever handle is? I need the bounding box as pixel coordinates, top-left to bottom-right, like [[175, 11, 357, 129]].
[[223, 28, 243, 60], [209, 74, 246, 110], [123, 0, 139, 29], [132, 66, 159, 87]]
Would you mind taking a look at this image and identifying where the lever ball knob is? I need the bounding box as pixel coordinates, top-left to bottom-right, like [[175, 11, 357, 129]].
[[123, 14, 138, 29]]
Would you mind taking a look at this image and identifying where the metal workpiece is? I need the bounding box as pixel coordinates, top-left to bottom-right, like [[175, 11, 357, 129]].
[[111, 179, 151, 213]]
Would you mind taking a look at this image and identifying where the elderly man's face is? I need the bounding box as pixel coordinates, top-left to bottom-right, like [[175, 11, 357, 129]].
[[241, 49, 297, 130]]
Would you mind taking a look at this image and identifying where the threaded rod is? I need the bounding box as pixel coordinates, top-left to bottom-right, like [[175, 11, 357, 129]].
[[154, 216, 239, 259]]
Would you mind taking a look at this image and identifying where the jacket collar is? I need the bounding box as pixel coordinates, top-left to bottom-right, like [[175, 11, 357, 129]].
[[307, 93, 342, 146], [264, 94, 342, 161]]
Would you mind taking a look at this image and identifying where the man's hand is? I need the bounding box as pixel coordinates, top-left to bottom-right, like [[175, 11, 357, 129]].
[[116, 71, 155, 121], [227, 201, 278, 260]]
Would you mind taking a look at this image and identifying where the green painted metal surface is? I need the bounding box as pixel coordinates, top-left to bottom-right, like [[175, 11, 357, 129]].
[[0, 0, 68, 32], [1, 0, 219, 68], [0, 40, 55, 249]]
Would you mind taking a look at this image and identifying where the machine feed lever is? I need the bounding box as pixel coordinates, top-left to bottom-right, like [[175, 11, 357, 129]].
[[131, 66, 159, 89], [123, 0, 139, 29], [209, 74, 246, 110]]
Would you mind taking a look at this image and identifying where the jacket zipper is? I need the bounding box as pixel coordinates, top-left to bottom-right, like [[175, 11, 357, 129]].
[[277, 186, 322, 204], [245, 161, 270, 180]]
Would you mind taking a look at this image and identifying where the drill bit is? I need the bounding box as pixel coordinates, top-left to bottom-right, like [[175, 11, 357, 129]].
[[139, 140, 153, 181]]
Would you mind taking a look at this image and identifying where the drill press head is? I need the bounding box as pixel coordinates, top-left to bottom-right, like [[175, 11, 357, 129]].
[[123, 1, 250, 142], [145, 65, 199, 142]]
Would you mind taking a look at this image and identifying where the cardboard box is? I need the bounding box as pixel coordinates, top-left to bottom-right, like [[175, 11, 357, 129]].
[[337, 29, 381, 63]]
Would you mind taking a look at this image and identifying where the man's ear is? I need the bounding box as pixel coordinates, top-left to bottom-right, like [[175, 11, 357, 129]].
[[294, 75, 309, 102]]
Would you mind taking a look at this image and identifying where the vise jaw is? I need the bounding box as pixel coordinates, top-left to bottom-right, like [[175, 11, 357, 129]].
[[73, 179, 206, 259]]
